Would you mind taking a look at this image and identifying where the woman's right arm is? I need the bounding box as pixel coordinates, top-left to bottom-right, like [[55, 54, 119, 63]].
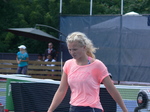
[[47, 71, 69, 112], [16, 56, 20, 64]]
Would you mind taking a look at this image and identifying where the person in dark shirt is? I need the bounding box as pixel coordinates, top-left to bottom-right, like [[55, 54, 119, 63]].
[[44, 42, 56, 60]]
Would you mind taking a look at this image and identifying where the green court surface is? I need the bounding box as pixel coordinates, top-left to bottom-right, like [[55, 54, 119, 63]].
[[0, 82, 142, 100], [0, 82, 6, 96], [0, 82, 6, 88], [117, 88, 139, 100], [0, 82, 147, 112]]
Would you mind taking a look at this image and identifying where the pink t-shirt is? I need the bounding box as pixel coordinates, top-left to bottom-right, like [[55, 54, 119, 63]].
[[63, 58, 109, 110]]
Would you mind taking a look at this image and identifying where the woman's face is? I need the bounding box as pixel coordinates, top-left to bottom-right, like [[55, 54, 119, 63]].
[[67, 41, 85, 59], [19, 48, 24, 51]]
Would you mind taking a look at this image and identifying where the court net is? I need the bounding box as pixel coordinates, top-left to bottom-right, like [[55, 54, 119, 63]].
[[0, 74, 150, 112]]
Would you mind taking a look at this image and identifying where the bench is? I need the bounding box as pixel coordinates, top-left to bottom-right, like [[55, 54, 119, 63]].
[[0, 60, 63, 80]]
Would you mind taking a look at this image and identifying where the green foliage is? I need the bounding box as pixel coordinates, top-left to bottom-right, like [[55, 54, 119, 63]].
[[123, 0, 150, 14], [0, 0, 150, 54]]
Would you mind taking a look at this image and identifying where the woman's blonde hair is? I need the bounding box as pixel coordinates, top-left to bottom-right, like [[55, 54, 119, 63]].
[[66, 32, 98, 58]]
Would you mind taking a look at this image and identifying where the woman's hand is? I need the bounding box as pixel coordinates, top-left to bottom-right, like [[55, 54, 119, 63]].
[[17, 59, 21, 64]]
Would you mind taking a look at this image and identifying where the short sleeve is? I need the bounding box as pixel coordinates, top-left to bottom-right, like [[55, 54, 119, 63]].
[[96, 60, 109, 83], [63, 59, 71, 75]]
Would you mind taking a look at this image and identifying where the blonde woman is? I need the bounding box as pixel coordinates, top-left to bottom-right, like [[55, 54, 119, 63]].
[[16, 45, 29, 74], [47, 32, 128, 112]]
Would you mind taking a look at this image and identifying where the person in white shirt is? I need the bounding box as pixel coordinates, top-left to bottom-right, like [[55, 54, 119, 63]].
[[45, 54, 56, 72]]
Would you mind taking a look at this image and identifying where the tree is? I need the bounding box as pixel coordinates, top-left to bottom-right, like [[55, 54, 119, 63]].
[[0, 0, 150, 54], [0, 0, 60, 54]]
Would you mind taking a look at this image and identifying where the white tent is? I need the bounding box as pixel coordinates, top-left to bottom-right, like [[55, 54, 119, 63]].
[[91, 12, 150, 31]]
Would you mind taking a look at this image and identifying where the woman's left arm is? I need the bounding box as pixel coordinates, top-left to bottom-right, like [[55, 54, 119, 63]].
[[102, 76, 128, 112]]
